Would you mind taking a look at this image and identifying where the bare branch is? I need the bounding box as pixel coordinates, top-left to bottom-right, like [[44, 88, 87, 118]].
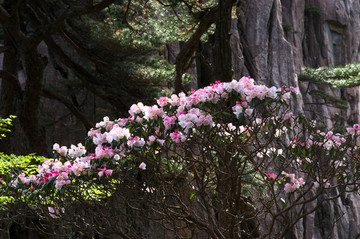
[[41, 88, 94, 130]]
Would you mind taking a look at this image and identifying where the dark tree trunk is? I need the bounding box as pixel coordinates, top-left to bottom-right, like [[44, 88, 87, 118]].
[[212, 1, 240, 238], [0, 31, 22, 154], [213, 0, 235, 83], [0, 37, 19, 116], [19, 47, 48, 156]]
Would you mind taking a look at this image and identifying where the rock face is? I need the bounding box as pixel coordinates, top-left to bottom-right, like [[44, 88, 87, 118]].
[[185, 0, 360, 238]]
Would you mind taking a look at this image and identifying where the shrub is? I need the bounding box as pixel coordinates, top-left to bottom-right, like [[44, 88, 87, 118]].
[[1, 77, 359, 238]]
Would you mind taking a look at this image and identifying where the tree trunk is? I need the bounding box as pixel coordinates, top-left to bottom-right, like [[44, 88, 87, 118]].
[[213, 0, 236, 83], [19, 47, 48, 156], [0, 32, 21, 154], [212, 0, 237, 237]]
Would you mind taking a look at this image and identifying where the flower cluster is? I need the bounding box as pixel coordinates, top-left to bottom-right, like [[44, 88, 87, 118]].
[[281, 171, 305, 193], [10, 157, 91, 190], [5, 76, 333, 199], [291, 130, 346, 150]]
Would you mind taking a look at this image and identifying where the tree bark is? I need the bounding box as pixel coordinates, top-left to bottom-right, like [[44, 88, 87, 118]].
[[212, 0, 237, 238], [0, 34, 21, 154], [213, 0, 236, 83], [19, 48, 48, 156]]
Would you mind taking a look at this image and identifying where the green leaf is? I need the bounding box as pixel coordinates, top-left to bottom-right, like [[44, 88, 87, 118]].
[[189, 193, 194, 200]]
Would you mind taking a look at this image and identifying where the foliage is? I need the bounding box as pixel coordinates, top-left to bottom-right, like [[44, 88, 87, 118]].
[[61, 0, 213, 106], [0, 116, 15, 139], [1, 77, 360, 238], [0, 153, 47, 205], [282, 23, 299, 34], [99, 0, 216, 48], [305, 6, 321, 16], [300, 63, 360, 88]]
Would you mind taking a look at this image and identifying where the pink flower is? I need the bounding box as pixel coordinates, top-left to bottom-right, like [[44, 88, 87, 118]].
[[157, 139, 165, 145], [139, 162, 146, 170], [29, 175, 38, 184], [267, 172, 277, 180], [144, 105, 164, 120], [164, 116, 177, 130], [59, 146, 68, 156], [284, 183, 297, 193], [245, 108, 254, 116], [98, 165, 113, 177], [232, 104, 243, 118], [157, 96, 170, 107], [105, 169, 113, 176], [170, 130, 186, 143], [106, 124, 130, 143], [127, 136, 145, 147], [347, 127, 356, 135], [53, 144, 68, 156], [55, 179, 70, 189], [281, 171, 305, 193], [95, 145, 114, 158]]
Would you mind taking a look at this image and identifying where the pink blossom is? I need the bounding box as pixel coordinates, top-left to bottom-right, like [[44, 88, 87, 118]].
[[95, 145, 114, 158], [55, 179, 71, 189], [96, 116, 114, 130], [347, 127, 356, 135], [144, 134, 164, 146], [144, 105, 164, 120], [139, 162, 146, 170], [127, 136, 145, 147], [53, 144, 68, 156], [157, 96, 170, 107], [164, 116, 177, 130], [105, 124, 130, 143], [129, 102, 146, 116], [232, 103, 243, 118], [267, 172, 277, 180], [88, 127, 101, 137], [29, 175, 38, 184], [98, 165, 113, 177], [170, 130, 186, 143], [284, 183, 299, 193], [245, 108, 254, 116], [93, 133, 107, 145], [68, 143, 86, 158], [18, 174, 30, 184]]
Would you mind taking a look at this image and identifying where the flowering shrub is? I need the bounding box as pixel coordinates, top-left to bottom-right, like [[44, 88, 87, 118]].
[[1, 77, 360, 238]]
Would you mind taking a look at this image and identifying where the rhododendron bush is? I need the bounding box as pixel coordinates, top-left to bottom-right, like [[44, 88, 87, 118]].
[[1, 77, 360, 238]]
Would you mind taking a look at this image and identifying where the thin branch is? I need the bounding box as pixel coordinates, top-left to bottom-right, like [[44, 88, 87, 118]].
[[41, 88, 94, 130], [44, 36, 134, 112], [0, 70, 22, 93]]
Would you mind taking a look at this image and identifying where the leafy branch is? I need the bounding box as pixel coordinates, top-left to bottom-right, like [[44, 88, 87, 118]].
[[0, 116, 15, 139], [299, 63, 360, 88]]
